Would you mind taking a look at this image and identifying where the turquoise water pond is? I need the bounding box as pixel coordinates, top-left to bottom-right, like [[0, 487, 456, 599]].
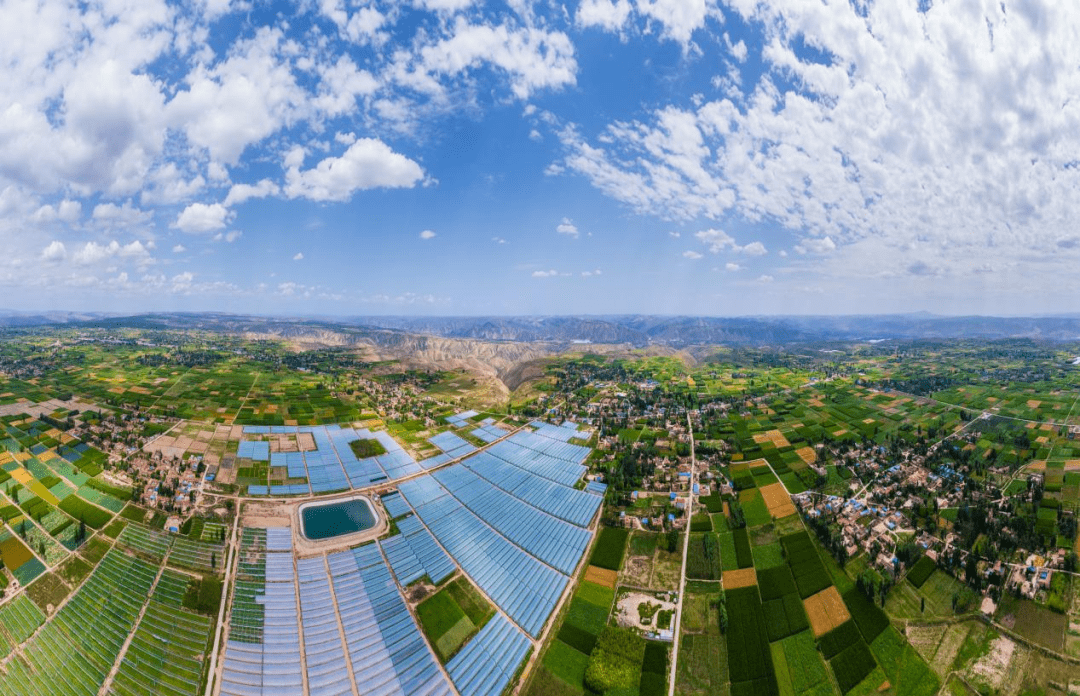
[[300, 497, 377, 540]]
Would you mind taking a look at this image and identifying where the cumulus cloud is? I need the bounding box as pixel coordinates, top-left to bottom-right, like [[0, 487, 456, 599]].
[[558, 1, 1080, 285], [41, 241, 66, 262], [284, 138, 424, 202], [172, 244, 186, 253], [576, 0, 633, 32], [408, 18, 577, 100], [419, 229, 436, 240], [683, 250, 703, 259], [174, 202, 232, 234], [693, 229, 766, 255], [725, 262, 742, 271], [492, 236, 508, 244], [293, 252, 304, 261], [795, 237, 836, 255], [72, 240, 152, 266], [556, 218, 580, 238], [224, 179, 279, 207], [213, 230, 243, 243]]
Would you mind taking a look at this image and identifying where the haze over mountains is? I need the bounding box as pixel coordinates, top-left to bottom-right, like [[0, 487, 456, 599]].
[[7, 311, 1080, 346]]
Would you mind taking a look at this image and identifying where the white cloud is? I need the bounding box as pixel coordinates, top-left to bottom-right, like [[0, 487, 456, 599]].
[[795, 237, 836, 255], [683, 250, 703, 259], [419, 229, 436, 240], [224, 179, 279, 206], [172, 244, 186, 253], [72, 240, 151, 266], [41, 241, 66, 262], [413, 0, 476, 10], [532, 269, 559, 278], [173, 202, 232, 234], [212, 230, 243, 243], [694, 228, 735, 253], [581, 269, 602, 277], [668, 231, 681, 238], [33, 200, 82, 225], [492, 236, 508, 244], [556, 217, 579, 238], [167, 28, 305, 165], [636, 0, 718, 45], [559, 1, 1080, 289], [740, 241, 768, 256], [284, 138, 424, 202], [410, 18, 577, 100], [725, 262, 742, 271], [757, 275, 774, 283], [92, 202, 152, 228], [576, 0, 633, 32], [293, 252, 304, 261]]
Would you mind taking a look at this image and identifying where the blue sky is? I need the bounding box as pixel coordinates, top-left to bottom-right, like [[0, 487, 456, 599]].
[[3, 0, 1080, 316]]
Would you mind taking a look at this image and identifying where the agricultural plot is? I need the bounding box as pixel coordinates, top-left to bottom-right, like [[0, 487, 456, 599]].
[[771, 631, 833, 696], [0, 548, 159, 696], [531, 578, 615, 696], [109, 572, 213, 696], [869, 627, 940, 696], [781, 532, 832, 599], [686, 533, 721, 580], [886, 569, 966, 619], [906, 556, 936, 588], [0, 594, 45, 658], [416, 577, 494, 662], [726, 586, 779, 696]]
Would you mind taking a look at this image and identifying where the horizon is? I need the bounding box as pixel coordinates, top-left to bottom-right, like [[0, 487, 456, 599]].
[[4, 2, 1080, 316]]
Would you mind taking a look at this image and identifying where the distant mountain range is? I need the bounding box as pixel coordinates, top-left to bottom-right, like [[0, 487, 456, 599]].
[[6, 310, 1080, 347]]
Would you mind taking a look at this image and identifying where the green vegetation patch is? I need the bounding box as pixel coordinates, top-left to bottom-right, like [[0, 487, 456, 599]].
[[57, 495, 111, 529], [906, 556, 936, 588], [83, 476, 133, 501], [775, 630, 831, 696], [841, 588, 890, 643], [417, 588, 474, 661], [558, 623, 599, 655], [589, 527, 629, 571], [349, 437, 387, 459], [726, 586, 780, 695], [829, 639, 878, 694], [629, 531, 659, 557], [639, 642, 668, 696], [446, 577, 494, 628], [818, 620, 862, 660], [690, 513, 713, 532], [763, 594, 810, 642], [781, 532, 832, 599], [575, 580, 615, 609], [26, 571, 71, 612], [584, 626, 645, 695], [870, 627, 940, 696], [182, 574, 223, 616], [758, 565, 798, 601], [566, 596, 610, 635], [686, 533, 722, 580], [545, 639, 591, 686], [733, 527, 754, 569]]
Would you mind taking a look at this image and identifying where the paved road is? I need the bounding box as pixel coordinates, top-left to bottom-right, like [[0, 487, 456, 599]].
[[667, 413, 696, 696]]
